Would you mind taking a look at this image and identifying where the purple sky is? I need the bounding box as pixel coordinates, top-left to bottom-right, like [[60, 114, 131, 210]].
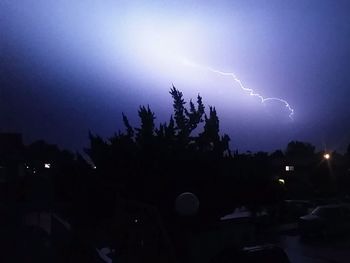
[[1, 0, 350, 153]]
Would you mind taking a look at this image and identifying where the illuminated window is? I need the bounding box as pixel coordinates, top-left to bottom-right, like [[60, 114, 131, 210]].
[[285, 165, 294, 171], [44, 163, 51, 169]]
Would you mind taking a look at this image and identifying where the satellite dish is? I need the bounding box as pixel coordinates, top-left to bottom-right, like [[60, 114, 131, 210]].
[[175, 192, 199, 216]]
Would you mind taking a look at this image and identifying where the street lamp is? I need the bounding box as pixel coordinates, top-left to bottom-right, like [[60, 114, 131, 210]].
[[323, 153, 331, 160], [278, 178, 285, 185]]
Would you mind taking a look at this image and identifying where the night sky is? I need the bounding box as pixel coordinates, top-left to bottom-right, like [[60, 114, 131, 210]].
[[1, 0, 350, 153]]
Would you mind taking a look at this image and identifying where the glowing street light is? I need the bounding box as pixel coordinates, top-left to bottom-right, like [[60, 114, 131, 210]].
[[323, 153, 331, 160], [278, 178, 285, 185]]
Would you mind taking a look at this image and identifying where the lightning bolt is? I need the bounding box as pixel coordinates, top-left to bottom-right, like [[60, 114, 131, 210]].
[[181, 58, 295, 120]]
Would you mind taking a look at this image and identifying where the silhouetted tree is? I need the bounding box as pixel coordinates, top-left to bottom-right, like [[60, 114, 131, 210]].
[[85, 132, 110, 171], [198, 106, 230, 158], [285, 140, 315, 158], [170, 87, 188, 135], [84, 86, 233, 219], [122, 112, 134, 139], [270, 150, 284, 159], [169, 86, 205, 145], [135, 105, 156, 147]]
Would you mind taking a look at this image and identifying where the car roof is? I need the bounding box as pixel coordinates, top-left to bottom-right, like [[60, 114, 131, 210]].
[[243, 244, 282, 252]]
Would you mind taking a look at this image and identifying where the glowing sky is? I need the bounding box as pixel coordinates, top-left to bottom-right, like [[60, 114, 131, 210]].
[[2, 0, 350, 152]]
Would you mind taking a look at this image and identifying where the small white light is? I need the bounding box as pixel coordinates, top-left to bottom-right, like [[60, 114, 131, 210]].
[[285, 165, 294, 171], [278, 178, 285, 184], [44, 163, 51, 169], [93, 165, 97, 169], [134, 219, 138, 223], [324, 153, 330, 160]]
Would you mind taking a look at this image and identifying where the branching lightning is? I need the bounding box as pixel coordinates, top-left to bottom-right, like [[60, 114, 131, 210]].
[[182, 58, 295, 120]]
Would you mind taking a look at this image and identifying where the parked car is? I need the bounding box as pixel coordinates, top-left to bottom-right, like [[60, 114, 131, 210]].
[[280, 200, 315, 223], [210, 244, 290, 263], [299, 204, 350, 237]]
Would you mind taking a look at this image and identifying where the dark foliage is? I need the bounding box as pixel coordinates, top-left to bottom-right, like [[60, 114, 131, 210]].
[[82, 87, 288, 225]]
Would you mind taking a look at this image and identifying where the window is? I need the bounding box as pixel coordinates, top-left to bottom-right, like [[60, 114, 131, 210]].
[[285, 165, 294, 171]]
